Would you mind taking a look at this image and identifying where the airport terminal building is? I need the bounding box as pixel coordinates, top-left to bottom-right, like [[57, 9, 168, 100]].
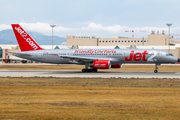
[[67, 33, 180, 46]]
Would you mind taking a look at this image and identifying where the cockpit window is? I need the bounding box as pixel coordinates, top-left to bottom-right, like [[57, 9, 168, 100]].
[[166, 53, 173, 56]]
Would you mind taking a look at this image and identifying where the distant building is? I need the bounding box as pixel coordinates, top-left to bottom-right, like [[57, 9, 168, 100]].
[[67, 34, 180, 46]]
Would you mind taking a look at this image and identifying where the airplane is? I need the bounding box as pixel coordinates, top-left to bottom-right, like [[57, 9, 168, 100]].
[[11, 24, 178, 73]]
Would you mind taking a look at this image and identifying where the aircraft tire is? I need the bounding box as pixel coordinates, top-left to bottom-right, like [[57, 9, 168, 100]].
[[82, 69, 97, 72], [93, 69, 97, 72], [154, 70, 158, 73]]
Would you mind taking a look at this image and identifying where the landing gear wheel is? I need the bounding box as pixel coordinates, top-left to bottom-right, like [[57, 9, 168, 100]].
[[93, 69, 97, 72], [82, 69, 97, 72], [154, 70, 158, 73]]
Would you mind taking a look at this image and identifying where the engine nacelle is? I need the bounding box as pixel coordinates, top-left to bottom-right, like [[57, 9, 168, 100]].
[[111, 64, 122, 68], [93, 60, 111, 69]]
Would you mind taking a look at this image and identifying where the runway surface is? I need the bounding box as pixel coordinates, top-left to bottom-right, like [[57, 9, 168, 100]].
[[0, 70, 180, 78]]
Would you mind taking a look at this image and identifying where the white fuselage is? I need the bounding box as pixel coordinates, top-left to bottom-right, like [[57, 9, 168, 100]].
[[14, 49, 178, 65]]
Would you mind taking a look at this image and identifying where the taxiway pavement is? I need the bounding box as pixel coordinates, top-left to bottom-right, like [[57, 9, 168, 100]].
[[0, 70, 179, 78]]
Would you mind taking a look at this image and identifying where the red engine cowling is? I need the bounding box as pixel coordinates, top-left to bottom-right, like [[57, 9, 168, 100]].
[[111, 64, 122, 68], [93, 60, 111, 69]]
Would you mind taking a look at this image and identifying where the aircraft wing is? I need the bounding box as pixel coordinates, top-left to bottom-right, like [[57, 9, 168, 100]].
[[59, 55, 119, 63], [59, 55, 98, 62]]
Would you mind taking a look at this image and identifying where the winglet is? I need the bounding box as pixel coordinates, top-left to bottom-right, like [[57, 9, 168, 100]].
[[11, 24, 44, 51]]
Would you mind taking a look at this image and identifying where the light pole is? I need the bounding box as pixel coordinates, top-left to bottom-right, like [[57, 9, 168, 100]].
[[50, 25, 56, 49], [166, 23, 172, 52]]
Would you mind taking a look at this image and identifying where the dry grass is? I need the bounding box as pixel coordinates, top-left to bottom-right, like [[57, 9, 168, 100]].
[[0, 77, 180, 120], [0, 77, 180, 88], [0, 64, 180, 72]]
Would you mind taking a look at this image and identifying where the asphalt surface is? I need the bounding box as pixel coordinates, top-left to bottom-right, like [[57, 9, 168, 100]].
[[0, 70, 180, 78]]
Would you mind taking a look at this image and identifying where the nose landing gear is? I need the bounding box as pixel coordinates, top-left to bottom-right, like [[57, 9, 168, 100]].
[[154, 63, 160, 73]]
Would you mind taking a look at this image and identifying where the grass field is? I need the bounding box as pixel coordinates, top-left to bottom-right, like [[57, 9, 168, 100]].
[[0, 64, 180, 72], [0, 77, 180, 120]]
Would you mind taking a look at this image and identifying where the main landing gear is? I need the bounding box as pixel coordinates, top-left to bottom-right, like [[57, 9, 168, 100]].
[[82, 63, 98, 72], [154, 63, 160, 73], [82, 68, 97, 72]]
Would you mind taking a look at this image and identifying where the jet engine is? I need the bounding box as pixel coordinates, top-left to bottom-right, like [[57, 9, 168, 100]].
[[93, 60, 111, 69]]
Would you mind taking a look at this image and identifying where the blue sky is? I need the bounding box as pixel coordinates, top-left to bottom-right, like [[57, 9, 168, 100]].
[[1, 0, 180, 38]]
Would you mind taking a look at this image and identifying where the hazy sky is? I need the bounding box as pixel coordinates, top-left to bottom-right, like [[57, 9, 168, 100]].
[[0, 0, 180, 38]]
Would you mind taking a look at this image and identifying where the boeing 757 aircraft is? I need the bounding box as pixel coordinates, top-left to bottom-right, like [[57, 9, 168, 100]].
[[11, 24, 178, 73]]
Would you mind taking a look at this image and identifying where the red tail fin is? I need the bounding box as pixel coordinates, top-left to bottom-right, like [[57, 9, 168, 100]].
[[11, 24, 44, 51]]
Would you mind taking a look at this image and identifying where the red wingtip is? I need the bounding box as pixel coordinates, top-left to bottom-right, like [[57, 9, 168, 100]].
[[11, 24, 44, 51]]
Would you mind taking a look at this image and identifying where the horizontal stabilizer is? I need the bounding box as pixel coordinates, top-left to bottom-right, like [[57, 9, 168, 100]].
[[8, 52, 32, 57]]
